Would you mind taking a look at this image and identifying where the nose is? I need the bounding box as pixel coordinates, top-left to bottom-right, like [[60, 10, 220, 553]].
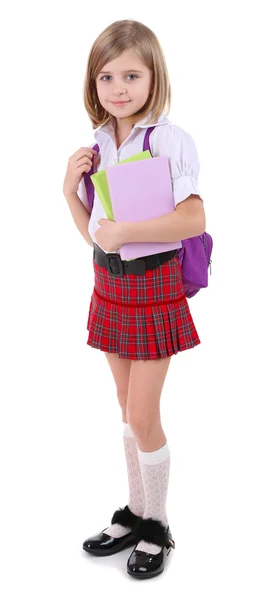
[[113, 84, 127, 96], [113, 91, 127, 98]]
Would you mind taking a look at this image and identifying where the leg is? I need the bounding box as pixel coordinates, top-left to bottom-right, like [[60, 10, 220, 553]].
[[126, 357, 172, 555], [104, 352, 131, 422], [103, 352, 145, 537], [126, 356, 172, 452]]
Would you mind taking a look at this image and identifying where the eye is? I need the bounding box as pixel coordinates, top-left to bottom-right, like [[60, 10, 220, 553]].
[[99, 74, 138, 82]]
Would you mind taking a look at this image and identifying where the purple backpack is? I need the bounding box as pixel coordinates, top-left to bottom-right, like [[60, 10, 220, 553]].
[[83, 127, 213, 298]]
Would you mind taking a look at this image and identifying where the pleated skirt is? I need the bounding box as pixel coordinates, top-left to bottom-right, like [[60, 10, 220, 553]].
[[86, 253, 201, 360]]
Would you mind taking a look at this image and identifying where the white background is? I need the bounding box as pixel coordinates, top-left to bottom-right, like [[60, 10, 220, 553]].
[[1, 0, 261, 597]]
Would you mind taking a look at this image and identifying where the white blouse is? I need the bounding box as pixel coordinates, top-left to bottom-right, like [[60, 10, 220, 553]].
[[77, 113, 203, 254]]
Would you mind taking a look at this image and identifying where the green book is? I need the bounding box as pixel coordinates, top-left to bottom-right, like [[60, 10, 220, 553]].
[[90, 150, 152, 221]]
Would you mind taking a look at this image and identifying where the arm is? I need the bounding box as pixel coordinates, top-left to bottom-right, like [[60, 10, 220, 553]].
[[121, 195, 206, 244], [65, 192, 94, 248]]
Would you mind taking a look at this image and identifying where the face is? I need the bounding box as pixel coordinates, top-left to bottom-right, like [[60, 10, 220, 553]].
[[96, 48, 152, 128]]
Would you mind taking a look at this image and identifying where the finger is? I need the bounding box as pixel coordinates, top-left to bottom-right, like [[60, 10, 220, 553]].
[[76, 156, 93, 167], [76, 163, 92, 174], [69, 149, 97, 163], [75, 147, 98, 159]]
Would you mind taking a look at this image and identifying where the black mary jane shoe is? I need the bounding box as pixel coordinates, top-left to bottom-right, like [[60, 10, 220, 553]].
[[82, 505, 142, 556], [127, 517, 175, 579]]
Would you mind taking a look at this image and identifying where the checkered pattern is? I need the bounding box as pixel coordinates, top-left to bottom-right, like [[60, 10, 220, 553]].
[[86, 255, 201, 360]]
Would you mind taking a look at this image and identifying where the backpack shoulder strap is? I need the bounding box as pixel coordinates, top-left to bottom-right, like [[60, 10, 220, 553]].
[[143, 126, 155, 154], [83, 143, 100, 212]]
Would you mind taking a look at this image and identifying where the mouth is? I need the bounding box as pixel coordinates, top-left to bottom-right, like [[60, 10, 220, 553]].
[[111, 101, 131, 106]]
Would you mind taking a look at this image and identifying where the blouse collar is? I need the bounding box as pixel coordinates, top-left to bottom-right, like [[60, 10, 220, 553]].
[[94, 111, 170, 144]]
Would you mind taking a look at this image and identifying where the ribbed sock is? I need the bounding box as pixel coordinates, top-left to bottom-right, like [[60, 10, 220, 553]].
[[104, 423, 145, 538], [135, 441, 170, 555]]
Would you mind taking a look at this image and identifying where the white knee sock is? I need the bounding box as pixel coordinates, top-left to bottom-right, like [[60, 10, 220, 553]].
[[136, 442, 171, 555], [104, 423, 145, 538]]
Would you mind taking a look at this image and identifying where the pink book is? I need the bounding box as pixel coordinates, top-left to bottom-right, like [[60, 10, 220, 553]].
[[105, 156, 181, 260]]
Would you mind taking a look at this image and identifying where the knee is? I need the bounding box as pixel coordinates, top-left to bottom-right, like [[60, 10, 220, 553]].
[[126, 409, 153, 437]]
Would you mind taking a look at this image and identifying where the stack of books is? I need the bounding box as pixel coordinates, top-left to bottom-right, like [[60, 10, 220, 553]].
[[91, 151, 178, 261]]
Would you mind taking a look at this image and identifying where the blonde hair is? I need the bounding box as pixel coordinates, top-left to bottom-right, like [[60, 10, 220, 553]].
[[83, 19, 171, 129]]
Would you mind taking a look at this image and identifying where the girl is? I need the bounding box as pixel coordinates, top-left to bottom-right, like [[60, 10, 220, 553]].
[[63, 19, 205, 579]]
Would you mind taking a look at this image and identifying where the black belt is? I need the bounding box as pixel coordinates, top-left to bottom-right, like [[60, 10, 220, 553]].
[[93, 243, 178, 277]]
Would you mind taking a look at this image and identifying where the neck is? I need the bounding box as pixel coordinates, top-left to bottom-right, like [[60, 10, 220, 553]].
[[109, 114, 134, 147]]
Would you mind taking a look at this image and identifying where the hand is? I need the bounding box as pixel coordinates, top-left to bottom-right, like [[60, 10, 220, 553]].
[[62, 147, 99, 198], [95, 218, 126, 252]]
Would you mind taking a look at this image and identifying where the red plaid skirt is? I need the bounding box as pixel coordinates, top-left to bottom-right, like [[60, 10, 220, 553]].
[[86, 254, 201, 360]]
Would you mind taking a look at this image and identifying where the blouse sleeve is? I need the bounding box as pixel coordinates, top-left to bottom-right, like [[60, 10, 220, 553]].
[[151, 124, 204, 207]]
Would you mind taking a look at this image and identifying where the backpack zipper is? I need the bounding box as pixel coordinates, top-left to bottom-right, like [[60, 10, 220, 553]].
[[201, 234, 212, 275]]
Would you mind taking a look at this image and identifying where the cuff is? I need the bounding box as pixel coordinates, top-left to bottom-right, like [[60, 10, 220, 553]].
[[172, 175, 203, 206]]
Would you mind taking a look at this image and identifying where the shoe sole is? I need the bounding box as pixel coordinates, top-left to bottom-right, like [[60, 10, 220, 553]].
[[127, 567, 164, 579]]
